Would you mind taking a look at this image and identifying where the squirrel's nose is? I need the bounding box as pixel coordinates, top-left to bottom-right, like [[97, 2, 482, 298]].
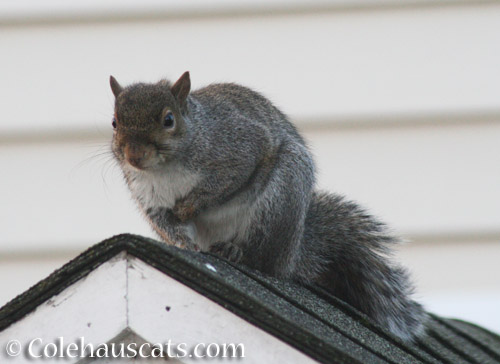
[[124, 144, 152, 169]]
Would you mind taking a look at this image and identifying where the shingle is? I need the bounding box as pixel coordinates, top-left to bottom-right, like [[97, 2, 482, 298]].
[[425, 315, 499, 364], [415, 328, 472, 364], [444, 319, 500, 360]]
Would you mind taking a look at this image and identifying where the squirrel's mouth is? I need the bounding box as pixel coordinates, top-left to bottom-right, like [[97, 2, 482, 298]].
[[123, 143, 159, 170], [126, 159, 147, 170], [124, 158, 160, 172]]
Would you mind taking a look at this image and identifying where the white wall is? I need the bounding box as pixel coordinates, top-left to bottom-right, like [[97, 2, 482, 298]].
[[1, 0, 499, 333]]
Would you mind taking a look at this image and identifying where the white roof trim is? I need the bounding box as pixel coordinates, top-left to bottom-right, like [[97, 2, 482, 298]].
[[0, 252, 316, 363]]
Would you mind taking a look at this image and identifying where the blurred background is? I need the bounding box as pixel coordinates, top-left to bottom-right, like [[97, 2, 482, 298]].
[[1, 0, 499, 333]]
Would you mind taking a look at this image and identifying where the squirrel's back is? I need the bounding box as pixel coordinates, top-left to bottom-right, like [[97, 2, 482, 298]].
[[191, 83, 305, 144]]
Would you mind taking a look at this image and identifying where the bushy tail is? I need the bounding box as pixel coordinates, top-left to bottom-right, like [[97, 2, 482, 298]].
[[295, 191, 427, 341]]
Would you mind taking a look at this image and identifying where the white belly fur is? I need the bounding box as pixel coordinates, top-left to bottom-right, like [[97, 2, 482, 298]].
[[126, 163, 255, 251], [126, 163, 200, 210]]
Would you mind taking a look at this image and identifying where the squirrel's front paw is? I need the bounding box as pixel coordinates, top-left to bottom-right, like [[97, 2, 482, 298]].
[[173, 196, 200, 223], [209, 242, 243, 263], [175, 239, 200, 252]]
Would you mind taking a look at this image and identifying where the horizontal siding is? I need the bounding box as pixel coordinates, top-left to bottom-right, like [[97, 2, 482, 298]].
[[1, 0, 495, 24], [0, 139, 151, 251], [1, 121, 499, 251], [309, 121, 500, 236], [1, 4, 500, 134]]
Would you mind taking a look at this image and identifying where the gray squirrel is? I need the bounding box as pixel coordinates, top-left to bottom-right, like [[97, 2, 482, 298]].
[[109, 71, 426, 341]]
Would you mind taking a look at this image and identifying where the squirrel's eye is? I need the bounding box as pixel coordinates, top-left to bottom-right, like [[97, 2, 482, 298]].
[[164, 111, 175, 128], [112, 117, 117, 129]]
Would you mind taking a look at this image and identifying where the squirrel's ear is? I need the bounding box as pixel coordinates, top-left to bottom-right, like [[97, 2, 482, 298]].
[[110, 76, 123, 98], [171, 71, 191, 107]]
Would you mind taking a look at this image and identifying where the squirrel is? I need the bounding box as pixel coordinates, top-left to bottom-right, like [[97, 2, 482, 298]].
[[109, 71, 426, 341]]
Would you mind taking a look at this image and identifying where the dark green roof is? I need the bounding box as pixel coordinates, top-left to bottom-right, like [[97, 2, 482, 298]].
[[1, 234, 499, 364]]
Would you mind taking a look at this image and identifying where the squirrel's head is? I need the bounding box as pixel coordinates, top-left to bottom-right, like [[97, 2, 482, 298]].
[[109, 72, 191, 171]]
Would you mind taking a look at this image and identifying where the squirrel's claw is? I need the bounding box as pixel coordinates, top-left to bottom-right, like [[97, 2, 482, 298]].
[[209, 242, 243, 263]]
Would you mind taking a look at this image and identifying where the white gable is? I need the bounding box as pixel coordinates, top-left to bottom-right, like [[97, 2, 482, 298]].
[[0, 252, 316, 363]]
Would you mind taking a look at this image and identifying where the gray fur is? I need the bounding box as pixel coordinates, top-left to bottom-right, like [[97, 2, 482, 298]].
[[110, 73, 427, 341]]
